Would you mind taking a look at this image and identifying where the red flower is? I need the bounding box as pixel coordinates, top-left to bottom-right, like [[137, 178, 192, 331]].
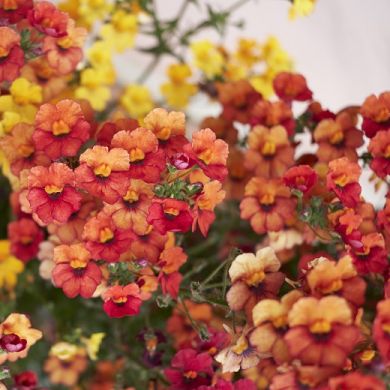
[[102, 283, 142, 318], [0, 333, 27, 353], [0, 0, 33, 23], [147, 198, 193, 234], [159, 272, 183, 299], [111, 128, 166, 183], [52, 243, 102, 298], [27, 163, 82, 224], [0, 26, 24, 82], [199, 379, 257, 390], [273, 72, 312, 102], [368, 129, 390, 178], [14, 370, 38, 390], [360, 92, 390, 138], [96, 118, 138, 147], [27, 1, 68, 37], [75, 145, 130, 204], [283, 165, 317, 194], [327, 371, 385, 390], [373, 299, 390, 364], [8, 218, 44, 262], [33, 99, 90, 160], [82, 211, 134, 262], [164, 349, 213, 390]]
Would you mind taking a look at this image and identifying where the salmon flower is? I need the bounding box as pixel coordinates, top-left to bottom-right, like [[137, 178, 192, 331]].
[[52, 243, 102, 298], [82, 211, 134, 262], [0, 123, 50, 176], [327, 372, 385, 390], [360, 92, 390, 138], [226, 247, 285, 315], [103, 179, 153, 235], [27, 162, 82, 224], [0, 27, 24, 82], [349, 232, 388, 274], [43, 20, 87, 75], [373, 299, 390, 364], [76, 145, 130, 204], [273, 72, 312, 102], [240, 177, 295, 235], [8, 218, 44, 262], [147, 198, 193, 235], [314, 111, 363, 163], [368, 129, 390, 178], [244, 125, 294, 178], [0, 0, 33, 22], [33, 99, 90, 160], [306, 255, 366, 307], [184, 128, 229, 181], [111, 128, 165, 183], [250, 290, 302, 364], [326, 157, 361, 208], [165, 348, 213, 389], [283, 165, 317, 194], [0, 313, 42, 364], [102, 283, 142, 318], [285, 296, 360, 366], [27, 1, 68, 37]]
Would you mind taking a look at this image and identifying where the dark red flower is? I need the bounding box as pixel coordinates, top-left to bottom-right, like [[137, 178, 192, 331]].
[[147, 198, 193, 234], [273, 72, 312, 102], [0, 26, 24, 82], [14, 370, 38, 390], [0, 333, 27, 353], [283, 165, 317, 194], [102, 283, 142, 318], [164, 348, 213, 390], [0, 0, 33, 23]]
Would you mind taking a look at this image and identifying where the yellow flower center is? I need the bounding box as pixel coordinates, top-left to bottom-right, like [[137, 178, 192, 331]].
[[70, 258, 88, 269], [385, 144, 390, 159], [259, 193, 275, 205], [164, 207, 179, 217], [309, 319, 331, 334], [376, 107, 390, 122], [129, 147, 145, 162], [261, 141, 276, 156], [333, 173, 348, 187], [382, 323, 390, 334], [94, 163, 111, 178], [231, 335, 249, 355], [329, 130, 344, 145], [183, 371, 198, 380], [198, 148, 213, 164], [20, 235, 32, 245], [0, 47, 10, 58], [18, 144, 34, 158], [156, 127, 171, 141], [44, 184, 63, 195], [123, 189, 139, 203], [245, 270, 265, 286], [113, 296, 128, 304], [99, 227, 114, 243], [52, 120, 71, 136], [360, 349, 375, 363], [3, 0, 18, 10], [272, 315, 288, 328], [319, 279, 343, 294], [57, 36, 73, 49]]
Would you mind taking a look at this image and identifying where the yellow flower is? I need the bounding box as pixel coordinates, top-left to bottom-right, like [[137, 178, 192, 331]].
[[100, 10, 138, 53], [0, 240, 24, 291], [262, 36, 293, 73], [120, 84, 154, 118], [50, 342, 79, 361], [250, 73, 274, 98], [87, 41, 113, 68], [234, 38, 261, 68], [289, 0, 316, 20], [10, 78, 42, 105], [191, 40, 224, 78], [224, 61, 247, 82], [79, 0, 113, 28], [82, 332, 105, 360]]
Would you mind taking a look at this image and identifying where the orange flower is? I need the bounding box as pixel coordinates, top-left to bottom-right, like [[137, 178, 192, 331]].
[[33, 99, 90, 160], [273, 72, 312, 102], [240, 177, 295, 234], [184, 128, 229, 181], [52, 243, 102, 298], [326, 157, 361, 208], [314, 111, 363, 163], [0, 26, 24, 82], [226, 247, 285, 316], [250, 290, 302, 364], [96, 118, 138, 147], [200, 116, 238, 145], [373, 299, 390, 364], [76, 145, 130, 204], [285, 296, 360, 366], [0, 313, 42, 364], [111, 128, 165, 183], [102, 283, 142, 318], [103, 179, 153, 235], [0, 123, 50, 176], [245, 125, 294, 178], [368, 129, 390, 178], [360, 92, 390, 138], [306, 255, 366, 307]]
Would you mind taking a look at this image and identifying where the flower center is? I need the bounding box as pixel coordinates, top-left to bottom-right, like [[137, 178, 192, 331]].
[[113, 296, 127, 304], [99, 227, 114, 243], [382, 322, 390, 334], [261, 141, 276, 156], [329, 130, 344, 145], [18, 144, 34, 158], [198, 148, 213, 164], [183, 371, 198, 380], [3, 0, 18, 10], [20, 235, 33, 245], [156, 127, 171, 141], [52, 120, 71, 136], [44, 184, 63, 195], [129, 147, 145, 162], [384, 144, 390, 159], [319, 279, 343, 294], [57, 35, 73, 49], [70, 258, 87, 269], [272, 315, 288, 329], [245, 270, 265, 286], [164, 207, 179, 217], [0, 47, 10, 58], [333, 173, 349, 187], [232, 335, 249, 355], [375, 107, 390, 122], [94, 163, 112, 178], [259, 193, 275, 205], [123, 189, 139, 203], [309, 319, 331, 334]]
